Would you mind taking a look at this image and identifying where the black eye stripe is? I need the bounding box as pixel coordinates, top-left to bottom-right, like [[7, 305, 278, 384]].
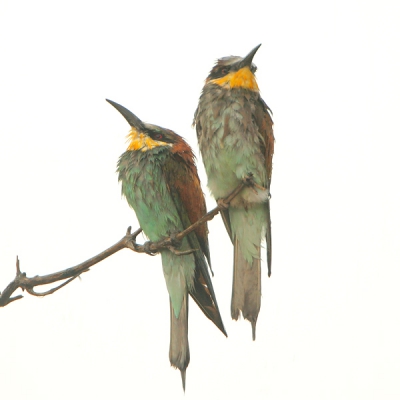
[[150, 132, 163, 140], [208, 61, 258, 81], [145, 129, 163, 140], [209, 65, 231, 80], [146, 130, 176, 144]]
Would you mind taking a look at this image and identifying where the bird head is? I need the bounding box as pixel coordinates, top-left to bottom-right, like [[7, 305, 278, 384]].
[[205, 44, 261, 91], [106, 99, 182, 153]]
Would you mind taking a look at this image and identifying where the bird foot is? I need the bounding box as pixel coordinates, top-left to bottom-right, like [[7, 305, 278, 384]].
[[243, 173, 265, 190], [167, 233, 197, 256], [217, 198, 230, 210], [167, 246, 198, 256], [243, 174, 270, 197], [169, 232, 182, 248], [143, 241, 157, 256]]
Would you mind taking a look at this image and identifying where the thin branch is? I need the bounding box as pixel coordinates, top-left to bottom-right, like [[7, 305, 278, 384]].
[[0, 180, 250, 308], [25, 271, 89, 297]]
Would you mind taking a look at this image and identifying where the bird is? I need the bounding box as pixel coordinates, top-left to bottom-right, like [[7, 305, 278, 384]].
[[193, 44, 274, 340], [106, 99, 227, 390]]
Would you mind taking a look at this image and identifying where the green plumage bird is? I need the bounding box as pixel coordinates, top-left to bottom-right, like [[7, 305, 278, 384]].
[[193, 44, 274, 340], [107, 99, 226, 390]]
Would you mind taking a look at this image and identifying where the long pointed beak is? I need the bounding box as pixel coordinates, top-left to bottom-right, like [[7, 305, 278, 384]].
[[239, 44, 262, 68], [106, 99, 145, 130]]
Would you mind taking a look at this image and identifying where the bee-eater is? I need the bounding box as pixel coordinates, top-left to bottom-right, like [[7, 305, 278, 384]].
[[193, 44, 274, 340], [107, 99, 226, 390]]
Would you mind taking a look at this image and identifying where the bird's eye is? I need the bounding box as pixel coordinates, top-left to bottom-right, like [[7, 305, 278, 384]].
[[221, 67, 229, 75], [154, 133, 163, 140]]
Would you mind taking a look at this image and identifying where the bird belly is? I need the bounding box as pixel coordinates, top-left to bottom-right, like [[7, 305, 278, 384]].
[[205, 142, 267, 208]]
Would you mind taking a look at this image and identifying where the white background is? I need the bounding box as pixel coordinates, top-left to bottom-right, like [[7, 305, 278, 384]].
[[1, 0, 399, 399]]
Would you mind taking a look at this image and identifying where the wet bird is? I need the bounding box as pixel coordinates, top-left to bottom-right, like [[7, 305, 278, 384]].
[[193, 44, 274, 340], [107, 99, 226, 390]]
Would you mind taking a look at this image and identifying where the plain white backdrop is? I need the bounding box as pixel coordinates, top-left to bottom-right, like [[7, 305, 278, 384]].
[[1, 0, 399, 398]]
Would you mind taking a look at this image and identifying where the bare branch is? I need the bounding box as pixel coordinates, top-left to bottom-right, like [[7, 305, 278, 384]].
[[25, 271, 89, 297], [0, 180, 249, 308]]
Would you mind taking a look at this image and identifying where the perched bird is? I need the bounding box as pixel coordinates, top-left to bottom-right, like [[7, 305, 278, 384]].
[[107, 99, 226, 390], [193, 44, 274, 340]]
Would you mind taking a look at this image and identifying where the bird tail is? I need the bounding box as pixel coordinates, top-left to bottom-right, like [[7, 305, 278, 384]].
[[169, 293, 190, 391], [189, 251, 227, 337], [231, 237, 261, 340], [266, 199, 272, 277]]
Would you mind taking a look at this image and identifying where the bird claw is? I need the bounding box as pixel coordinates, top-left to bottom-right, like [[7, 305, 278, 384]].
[[169, 232, 182, 248], [217, 198, 230, 210], [243, 174, 259, 195], [243, 172, 255, 185], [167, 233, 196, 256], [168, 246, 198, 256], [243, 174, 270, 196], [143, 241, 157, 256]]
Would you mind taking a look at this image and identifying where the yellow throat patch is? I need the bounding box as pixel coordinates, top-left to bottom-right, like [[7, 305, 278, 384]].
[[126, 128, 171, 152], [209, 67, 259, 91]]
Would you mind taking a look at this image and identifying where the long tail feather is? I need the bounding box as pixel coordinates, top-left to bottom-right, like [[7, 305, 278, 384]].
[[181, 370, 186, 392], [169, 293, 189, 390], [266, 199, 272, 277], [220, 208, 233, 243], [189, 254, 227, 337], [231, 238, 261, 340]]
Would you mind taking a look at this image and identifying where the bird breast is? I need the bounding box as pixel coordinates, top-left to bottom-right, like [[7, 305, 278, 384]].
[[196, 87, 268, 204]]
